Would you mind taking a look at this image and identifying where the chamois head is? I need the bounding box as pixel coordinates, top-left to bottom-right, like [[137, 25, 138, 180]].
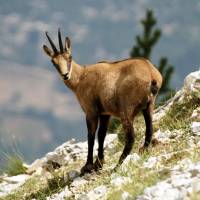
[[43, 29, 72, 80]]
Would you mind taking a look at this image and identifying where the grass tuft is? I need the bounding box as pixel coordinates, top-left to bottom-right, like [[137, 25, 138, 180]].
[[0, 154, 26, 176], [158, 94, 200, 131]]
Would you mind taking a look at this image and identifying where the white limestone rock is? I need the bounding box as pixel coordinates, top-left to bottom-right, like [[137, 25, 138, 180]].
[[120, 191, 132, 200], [110, 176, 132, 187], [70, 177, 88, 188], [68, 170, 80, 181], [171, 176, 192, 188], [177, 158, 193, 170], [104, 134, 118, 150], [26, 158, 47, 174], [79, 185, 108, 200], [192, 180, 200, 193], [46, 186, 72, 200], [153, 90, 183, 122], [154, 130, 171, 143], [46, 152, 66, 166], [191, 122, 200, 135], [143, 156, 162, 169], [138, 159, 200, 200], [120, 153, 141, 174], [191, 107, 200, 122], [186, 138, 196, 148], [184, 70, 200, 97], [0, 174, 30, 197], [138, 181, 184, 200]]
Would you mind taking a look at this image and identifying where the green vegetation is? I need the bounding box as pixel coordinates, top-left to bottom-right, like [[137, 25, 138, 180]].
[[0, 154, 26, 177], [190, 192, 200, 200], [108, 117, 121, 133], [1, 159, 84, 200], [2, 171, 67, 200], [157, 94, 200, 131], [107, 168, 167, 200]]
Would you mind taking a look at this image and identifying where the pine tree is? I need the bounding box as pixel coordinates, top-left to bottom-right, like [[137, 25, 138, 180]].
[[130, 9, 174, 96]]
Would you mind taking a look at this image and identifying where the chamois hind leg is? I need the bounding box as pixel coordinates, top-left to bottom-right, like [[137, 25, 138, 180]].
[[139, 101, 153, 153], [94, 115, 110, 171], [81, 115, 98, 175], [115, 115, 134, 169]]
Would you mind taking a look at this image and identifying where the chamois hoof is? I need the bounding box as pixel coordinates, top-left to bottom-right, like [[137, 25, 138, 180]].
[[80, 163, 94, 175], [138, 145, 149, 154], [94, 157, 105, 171]]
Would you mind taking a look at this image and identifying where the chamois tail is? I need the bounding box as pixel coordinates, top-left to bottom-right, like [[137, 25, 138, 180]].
[[151, 80, 159, 96]]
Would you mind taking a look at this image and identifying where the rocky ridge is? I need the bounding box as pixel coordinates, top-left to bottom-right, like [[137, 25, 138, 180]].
[[0, 70, 200, 200]]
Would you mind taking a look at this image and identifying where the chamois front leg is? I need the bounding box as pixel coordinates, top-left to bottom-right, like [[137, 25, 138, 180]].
[[94, 115, 110, 171], [81, 115, 98, 175], [115, 116, 134, 170]]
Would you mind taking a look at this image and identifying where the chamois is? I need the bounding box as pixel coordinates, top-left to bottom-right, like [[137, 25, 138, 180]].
[[43, 29, 162, 175]]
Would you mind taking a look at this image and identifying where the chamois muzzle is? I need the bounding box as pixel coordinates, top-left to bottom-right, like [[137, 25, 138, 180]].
[[62, 73, 69, 80]]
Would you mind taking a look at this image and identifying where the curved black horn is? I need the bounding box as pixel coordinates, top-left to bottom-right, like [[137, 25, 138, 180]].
[[45, 31, 58, 54], [58, 28, 64, 53]]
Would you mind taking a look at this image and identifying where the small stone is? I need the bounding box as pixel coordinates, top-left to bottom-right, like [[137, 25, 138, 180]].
[[191, 122, 200, 135], [46, 186, 72, 200], [184, 70, 200, 96], [191, 107, 200, 122], [0, 174, 30, 197], [197, 140, 200, 147], [69, 138, 76, 144], [104, 134, 118, 149], [155, 129, 170, 139], [171, 177, 192, 188], [143, 156, 161, 169], [78, 185, 107, 200], [46, 152, 57, 160], [34, 167, 43, 175], [186, 139, 195, 148], [68, 170, 79, 181], [145, 184, 183, 200], [154, 130, 172, 144], [144, 181, 172, 197], [120, 153, 141, 173], [110, 176, 131, 187], [192, 180, 200, 193], [71, 177, 88, 188], [178, 158, 193, 170], [3, 174, 29, 184], [121, 191, 132, 200], [190, 169, 199, 177], [26, 158, 46, 174]]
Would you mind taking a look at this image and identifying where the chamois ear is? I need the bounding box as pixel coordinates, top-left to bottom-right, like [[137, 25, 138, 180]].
[[65, 37, 72, 53], [43, 45, 54, 57]]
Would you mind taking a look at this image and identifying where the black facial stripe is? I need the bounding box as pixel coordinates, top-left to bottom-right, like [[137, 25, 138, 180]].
[[51, 60, 62, 74], [67, 61, 71, 71], [67, 56, 72, 71]]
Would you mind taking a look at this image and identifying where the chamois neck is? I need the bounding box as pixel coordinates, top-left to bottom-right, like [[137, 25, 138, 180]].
[[64, 60, 83, 91]]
